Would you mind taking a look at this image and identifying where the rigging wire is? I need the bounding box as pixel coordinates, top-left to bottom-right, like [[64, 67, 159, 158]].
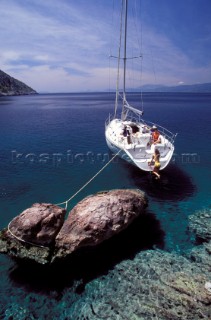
[[124, 0, 144, 114], [109, 0, 115, 57], [150, 49, 157, 85], [134, 0, 142, 54], [114, 0, 124, 118], [111, 0, 145, 115], [108, 0, 115, 97], [134, 0, 144, 114]]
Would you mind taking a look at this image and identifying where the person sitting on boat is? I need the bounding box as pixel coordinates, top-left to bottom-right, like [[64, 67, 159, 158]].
[[123, 125, 132, 144], [152, 127, 161, 144], [142, 125, 150, 134], [148, 126, 161, 146], [148, 148, 161, 179], [123, 125, 128, 137]]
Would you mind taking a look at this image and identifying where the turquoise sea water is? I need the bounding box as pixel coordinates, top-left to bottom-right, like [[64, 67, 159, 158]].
[[0, 92, 211, 318]]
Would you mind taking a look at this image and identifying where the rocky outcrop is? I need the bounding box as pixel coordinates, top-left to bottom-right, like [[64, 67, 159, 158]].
[[0, 189, 148, 264], [0, 203, 66, 264], [53, 189, 147, 261], [0, 69, 37, 96], [8, 203, 66, 246]]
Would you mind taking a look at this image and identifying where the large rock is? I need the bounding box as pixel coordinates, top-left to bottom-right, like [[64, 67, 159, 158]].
[[7, 203, 66, 246], [0, 203, 66, 264], [53, 189, 147, 261], [0, 190, 147, 264]]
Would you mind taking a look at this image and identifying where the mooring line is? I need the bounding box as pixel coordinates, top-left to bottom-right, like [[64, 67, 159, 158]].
[[7, 220, 48, 248], [7, 150, 121, 247], [55, 150, 121, 209]]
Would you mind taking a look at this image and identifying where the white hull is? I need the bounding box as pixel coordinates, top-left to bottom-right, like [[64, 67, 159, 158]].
[[105, 118, 174, 172]]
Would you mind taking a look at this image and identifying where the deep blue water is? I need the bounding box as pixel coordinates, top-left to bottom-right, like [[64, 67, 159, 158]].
[[0, 92, 211, 318]]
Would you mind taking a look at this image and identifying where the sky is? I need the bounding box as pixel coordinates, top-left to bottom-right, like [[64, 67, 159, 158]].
[[0, 0, 211, 93]]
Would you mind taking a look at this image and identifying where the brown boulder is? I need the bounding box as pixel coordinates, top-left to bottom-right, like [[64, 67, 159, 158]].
[[53, 189, 147, 261], [0, 190, 147, 264], [8, 203, 66, 246]]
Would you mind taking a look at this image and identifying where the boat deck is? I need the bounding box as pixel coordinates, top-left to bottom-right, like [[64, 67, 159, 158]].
[[107, 119, 170, 155], [105, 118, 174, 171]]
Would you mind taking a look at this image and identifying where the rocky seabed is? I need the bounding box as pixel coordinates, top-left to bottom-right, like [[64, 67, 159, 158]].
[[0, 190, 210, 319]]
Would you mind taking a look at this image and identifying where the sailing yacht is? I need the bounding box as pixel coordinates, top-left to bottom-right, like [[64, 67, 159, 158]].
[[105, 0, 176, 172]]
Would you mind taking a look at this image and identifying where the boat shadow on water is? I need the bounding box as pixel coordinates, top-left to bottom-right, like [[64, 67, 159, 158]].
[[9, 210, 165, 295], [121, 160, 196, 202]]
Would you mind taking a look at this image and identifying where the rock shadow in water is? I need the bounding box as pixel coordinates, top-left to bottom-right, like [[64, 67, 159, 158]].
[[9, 211, 165, 294]]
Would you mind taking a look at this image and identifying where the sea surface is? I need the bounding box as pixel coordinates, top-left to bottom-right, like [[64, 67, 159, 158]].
[[0, 92, 211, 318]]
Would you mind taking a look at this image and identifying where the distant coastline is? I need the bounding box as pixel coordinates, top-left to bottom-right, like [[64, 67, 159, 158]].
[[137, 82, 211, 93], [117, 82, 211, 93], [1, 67, 210, 95], [39, 83, 211, 94]]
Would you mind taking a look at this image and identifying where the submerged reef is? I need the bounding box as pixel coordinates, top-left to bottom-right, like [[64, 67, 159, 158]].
[[54, 209, 211, 319], [188, 208, 211, 243], [0, 196, 210, 319], [68, 248, 211, 319]]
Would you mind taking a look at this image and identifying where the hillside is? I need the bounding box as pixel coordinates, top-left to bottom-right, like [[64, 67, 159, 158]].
[[0, 69, 37, 96]]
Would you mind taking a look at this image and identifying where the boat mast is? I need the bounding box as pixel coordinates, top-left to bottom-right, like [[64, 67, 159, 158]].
[[122, 0, 128, 119], [114, 0, 124, 118]]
